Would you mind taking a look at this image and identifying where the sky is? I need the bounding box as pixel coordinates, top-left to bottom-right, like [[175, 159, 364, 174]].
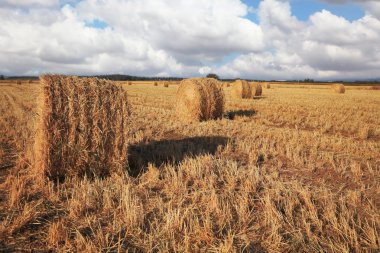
[[1, 0, 380, 80]]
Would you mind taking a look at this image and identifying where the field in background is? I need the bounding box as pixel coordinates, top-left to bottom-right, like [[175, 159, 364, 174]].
[[0, 80, 379, 252]]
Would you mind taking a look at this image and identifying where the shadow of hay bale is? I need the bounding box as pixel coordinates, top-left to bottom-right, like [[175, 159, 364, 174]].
[[128, 136, 229, 176], [226, 110, 256, 120]]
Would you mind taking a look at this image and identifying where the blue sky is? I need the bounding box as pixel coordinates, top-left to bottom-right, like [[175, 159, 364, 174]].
[[242, 0, 364, 22]]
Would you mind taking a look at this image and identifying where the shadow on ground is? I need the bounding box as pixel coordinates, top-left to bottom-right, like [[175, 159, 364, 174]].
[[225, 109, 256, 120], [128, 135, 229, 177]]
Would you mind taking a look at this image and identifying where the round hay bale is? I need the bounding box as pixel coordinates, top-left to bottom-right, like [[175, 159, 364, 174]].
[[332, 83, 345, 94], [34, 75, 130, 180], [163, 82, 169, 87], [175, 78, 225, 122], [231, 80, 251, 99], [250, 82, 262, 97], [154, 81, 158, 86], [28, 80, 33, 84], [17, 80, 22, 85], [264, 82, 271, 89], [128, 81, 132, 86]]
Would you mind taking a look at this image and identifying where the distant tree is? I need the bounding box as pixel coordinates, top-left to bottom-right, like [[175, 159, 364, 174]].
[[304, 78, 314, 83], [0, 75, 4, 80], [206, 73, 220, 80]]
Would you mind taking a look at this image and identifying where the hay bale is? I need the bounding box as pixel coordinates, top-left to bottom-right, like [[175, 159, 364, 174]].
[[231, 80, 251, 99], [28, 80, 33, 84], [34, 75, 130, 180], [154, 81, 158, 86], [17, 80, 21, 85], [264, 82, 271, 89], [332, 83, 345, 94], [251, 82, 262, 97], [163, 82, 169, 87], [128, 81, 132, 86], [223, 82, 230, 88], [175, 78, 225, 122]]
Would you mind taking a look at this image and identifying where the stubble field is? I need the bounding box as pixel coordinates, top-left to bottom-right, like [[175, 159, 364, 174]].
[[0, 80, 379, 252]]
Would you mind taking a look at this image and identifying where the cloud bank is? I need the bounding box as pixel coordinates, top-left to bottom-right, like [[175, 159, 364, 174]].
[[0, 0, 379, 80]]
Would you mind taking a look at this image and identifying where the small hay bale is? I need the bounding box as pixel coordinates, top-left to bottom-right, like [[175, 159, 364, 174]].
[[250, 82, 262, 97], [332, 83, 345, 94], [163, 82, 169, 87], [175, 78, 225, 122], [28, 80, 33, 84], [231, 80, 251, 99], [34, 75, 130, 180], [154, 81, 158, 86], [264, 82, 271, 89], [17, 80, 22, 85], [128, 81, 132, 86]]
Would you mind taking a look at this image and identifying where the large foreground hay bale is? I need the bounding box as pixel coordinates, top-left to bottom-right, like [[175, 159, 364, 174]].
[[175, 78, 225, 122], [34, 75, 130, 180], [332, 83, 345, 94], [231, 80, 251, 99], [251, 82, 262, 97]]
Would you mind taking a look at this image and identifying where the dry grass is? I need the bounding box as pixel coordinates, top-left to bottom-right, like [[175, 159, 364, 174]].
[[34, 75, 130, 180], [175, 78, 225, 122], [0, 80, 379, 252]]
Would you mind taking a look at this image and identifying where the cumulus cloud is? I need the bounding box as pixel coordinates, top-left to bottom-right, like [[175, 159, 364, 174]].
[[0, 0, 379, 80], [216, 0, 380, 80]]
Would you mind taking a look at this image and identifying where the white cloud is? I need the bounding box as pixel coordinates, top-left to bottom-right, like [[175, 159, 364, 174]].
[[1, 0, 59, 7], [215, 0, 380, 80], [0, 0, 379, 80]]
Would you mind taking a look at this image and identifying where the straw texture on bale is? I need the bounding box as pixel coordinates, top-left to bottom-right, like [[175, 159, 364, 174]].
[[34, 75, 130, 180], [332, 83, 345, 94], [223, 82, 230, 88], [231, 80, 252, 99], [251, 82, 262, 97], [175, 78, 225, 122]]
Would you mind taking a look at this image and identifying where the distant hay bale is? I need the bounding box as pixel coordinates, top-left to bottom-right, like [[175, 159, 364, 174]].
[[128, 81, 132, 86], [332, 83, 345, 94], [251, 82, 262, 97], [163, 82, 169, 87], [264, 82, 271, 89], [231, 80, 251, 99], [154, 82, 158, 86], [175, 78, 225, 122], [34, 75, 130, 180], [28, 80, 33, 84], [17, 80, 21, 85], [370, 86, 380, 90]]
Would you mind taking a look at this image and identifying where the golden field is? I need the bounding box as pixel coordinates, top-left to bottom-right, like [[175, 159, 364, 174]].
[[0, 80, 379, 252]]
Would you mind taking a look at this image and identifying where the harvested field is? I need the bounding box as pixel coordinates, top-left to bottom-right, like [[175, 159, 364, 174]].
[[0, 81, 379, 252]]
